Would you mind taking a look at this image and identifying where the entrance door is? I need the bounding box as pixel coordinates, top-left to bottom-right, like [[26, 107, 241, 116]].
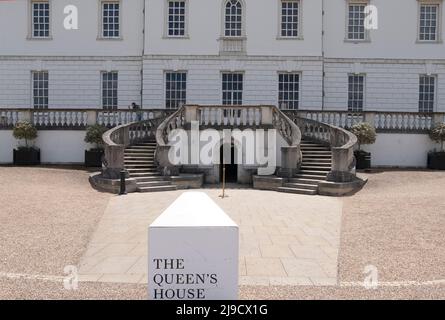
[[220, 144, 237, 183]]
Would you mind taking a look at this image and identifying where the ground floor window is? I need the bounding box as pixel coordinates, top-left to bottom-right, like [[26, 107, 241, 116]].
[[222, 72, 243, 105], [419, 75, 435, 113], [348, 74, 364, 112], [102, 72, 118, 110], [32, 71, 48, 109], [165, 72, 187, 109], [278, 73, 300, 110]]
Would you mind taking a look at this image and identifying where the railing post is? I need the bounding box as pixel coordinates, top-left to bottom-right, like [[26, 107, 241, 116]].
[[22, 110, 32, 123], [432, 113, 445, 125], [327, 148, 355, 183], [86, 110, 97, 126], [277, 146, 301, 178], [185, 105, 199, 124], [261, 106, 273, 125], [364, 112, 375, 127]]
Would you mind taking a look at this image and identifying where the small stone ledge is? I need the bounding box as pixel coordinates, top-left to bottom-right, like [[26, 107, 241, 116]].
[[89, 172, 138, 194], [168, 174, 204, 189], [318, 176, 368, 197], [252, 175, 285, 191]]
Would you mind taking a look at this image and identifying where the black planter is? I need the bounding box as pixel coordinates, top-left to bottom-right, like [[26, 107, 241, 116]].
[[427, 152, 445, 170], [85, 149, 104, 168], [355, 150, 371, 169], [13, 148, 40, 165]]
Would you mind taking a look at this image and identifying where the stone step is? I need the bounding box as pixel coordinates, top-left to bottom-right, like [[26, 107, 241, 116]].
[[283, 183, 318, 191], [288, 177, 325, 184], [134, 176, 167, 183], [294, 173, 328, 180], [129, 172, 161, 178], [124, 159, 155, 163], [302, 159, 332, 164], [125, 150, 154, 154], [300, 165, 331, 171], [301, 151, 332, 155], [137, 181, 173, 188], [302, 155, 332, 160], [277, 187, 317, 195], [124, 156, 154, 159], [127, 168, 159, 173], [138, 185, 177, 193], [125, 166, 157, 170], [299, 169, 329, 176], [128, 145, 156, 149], [135, 143, 157, 146], [301, 147, 331, 151]]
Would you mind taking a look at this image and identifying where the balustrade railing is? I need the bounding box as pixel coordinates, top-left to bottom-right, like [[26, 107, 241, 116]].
[[198, 106, 262, 127]]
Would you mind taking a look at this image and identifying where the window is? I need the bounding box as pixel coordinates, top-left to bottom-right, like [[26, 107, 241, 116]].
[[102, 72, 118, 110], [419, 3, 440, 41], [348, 74, 364, 112], [419, 75, 436, 113], [278, 73, 300, 110], [222, 73, 243, 105], [165, 72, 187, 109], [32, 71, 49, 109], [280, 0, 300, 38], [347, 3, 366, 40], [101, 1, 120, 38], [224, 0, 243, 37], [167, 1, 186, 37], [31, 1, 50, 38]]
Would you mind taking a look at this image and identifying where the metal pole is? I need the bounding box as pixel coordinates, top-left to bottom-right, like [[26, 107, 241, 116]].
[[119, 170, 127, 195], [219, 165, 226, 199]]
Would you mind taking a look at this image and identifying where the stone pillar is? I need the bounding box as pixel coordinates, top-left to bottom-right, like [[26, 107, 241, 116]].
[[327, 147, 355, 183], [102, 145, 125, 179], [86, 110, 97, 126], [185, 105, 199, 124], [277, 146, 300, 178], [432, 113, 445, 125], [363, 112, 375, 127], [260, 106, 273, 125]]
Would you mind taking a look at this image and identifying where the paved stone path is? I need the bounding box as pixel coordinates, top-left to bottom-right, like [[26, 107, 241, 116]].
[[78, 188, 342, 286]]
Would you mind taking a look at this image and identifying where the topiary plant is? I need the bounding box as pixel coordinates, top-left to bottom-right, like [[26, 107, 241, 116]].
[[12, 121, 38, 150], [429, 123, 445, 152], [84, 124, 108, 150], [350, 122, 377, 151]]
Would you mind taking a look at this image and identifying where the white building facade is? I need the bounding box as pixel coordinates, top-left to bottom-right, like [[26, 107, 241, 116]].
[[0, 0, 444, 166]]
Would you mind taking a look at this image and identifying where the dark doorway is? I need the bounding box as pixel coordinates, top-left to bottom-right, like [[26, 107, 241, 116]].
[[220, 144, 237, 183]]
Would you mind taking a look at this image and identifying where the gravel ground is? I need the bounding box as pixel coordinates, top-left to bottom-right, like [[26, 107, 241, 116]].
[[0, 166, 111, 276], [0, 167, 443, 299]]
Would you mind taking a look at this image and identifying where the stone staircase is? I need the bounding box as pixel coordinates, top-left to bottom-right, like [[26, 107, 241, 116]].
[[277, 140, 332, 195], [124, 141, 177, 193]]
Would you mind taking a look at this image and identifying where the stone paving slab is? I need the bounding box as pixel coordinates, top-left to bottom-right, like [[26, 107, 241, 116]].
[[78, 188, 343, 286]]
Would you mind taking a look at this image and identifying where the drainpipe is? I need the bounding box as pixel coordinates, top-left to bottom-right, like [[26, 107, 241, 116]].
[[321, 0, 325, 111]]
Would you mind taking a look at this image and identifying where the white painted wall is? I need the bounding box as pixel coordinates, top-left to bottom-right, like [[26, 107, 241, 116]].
[[324, 0, 445, 59], [362, 133, 437, 167], [0, 130, 92, 164], [142, 57, 323, 108], [0, 0, 144, 56], [145, 0, 323, 57]]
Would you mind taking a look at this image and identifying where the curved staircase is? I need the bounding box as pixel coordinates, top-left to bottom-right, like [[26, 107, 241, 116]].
[[124, 141, 177, 193], [277, 139, 332, 195]]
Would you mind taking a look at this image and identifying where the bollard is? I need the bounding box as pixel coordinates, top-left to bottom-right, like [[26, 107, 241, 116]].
[[119, 170, 127, 195]]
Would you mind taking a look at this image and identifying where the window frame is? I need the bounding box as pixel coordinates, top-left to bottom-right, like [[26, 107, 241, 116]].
[[418, 74, 437, 113], [101, 71, 119, 110], [164, 0, 189, 38], [344, 0, 370, 43], [28, 0, 52, 40], [31, 70, 49, 110], [347, 73, 366, 112], [277, 0, 303, 40], [417, 0, 443, 43], [98, 0, 123, 40], [164, 71, 188, 109], [277, 72, 301, 110], [221, 72, 244, 106], [221, 0, 246, 39]]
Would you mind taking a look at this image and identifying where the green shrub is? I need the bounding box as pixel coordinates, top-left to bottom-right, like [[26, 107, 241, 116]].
[[429, 123, 445, 152], [350, 122, 377, 150], [12, 121, 38, 149], [84, 124, 108, 150]]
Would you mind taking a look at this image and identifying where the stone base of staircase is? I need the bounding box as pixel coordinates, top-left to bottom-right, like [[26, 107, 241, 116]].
[[89, 172, 138, 194], [252, 174, 367, 197]]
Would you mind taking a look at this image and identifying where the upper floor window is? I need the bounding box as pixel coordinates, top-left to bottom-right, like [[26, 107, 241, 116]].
[[280, 0, 300, 38], [101, 1, 120, 39], [347, 2, 367, 41], [224, 0, 243, 37], [418, 2, 441, 42], [167, 1, 187, 37], [31, 1, 50, 38], [102, 72, 118, 110], [32, 71, 49, 109], [278, 73, 300, 110], [348, 74, 365, 112], [222, 73, 243, 105], [419, 75, 436, 113], [165, 72, 187, 109]]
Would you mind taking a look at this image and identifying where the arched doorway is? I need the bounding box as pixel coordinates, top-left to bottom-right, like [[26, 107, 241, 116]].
[[220, 144, 237, 183]]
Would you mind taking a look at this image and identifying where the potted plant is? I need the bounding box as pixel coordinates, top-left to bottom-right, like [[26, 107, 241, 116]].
[[350, 122, 377, 170], [12, 121, 40, 165], [428, 123, 445, 170], [84, 124, 108, 167]]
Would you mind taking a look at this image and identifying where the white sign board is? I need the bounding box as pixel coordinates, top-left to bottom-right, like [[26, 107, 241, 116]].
[[148, 192, 239, 300]]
